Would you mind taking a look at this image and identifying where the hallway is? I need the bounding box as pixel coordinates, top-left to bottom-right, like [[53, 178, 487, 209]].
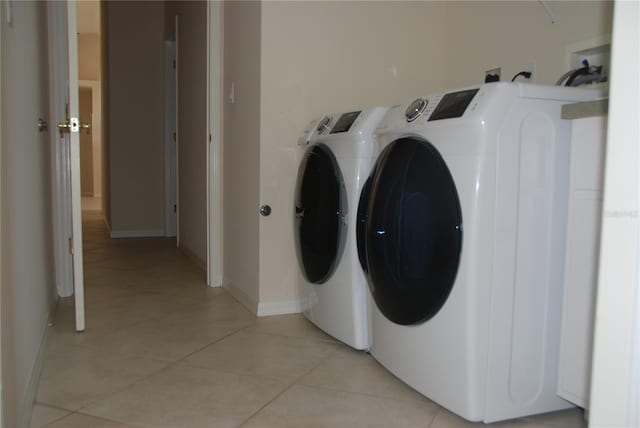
[[29, 211, 587, 428]]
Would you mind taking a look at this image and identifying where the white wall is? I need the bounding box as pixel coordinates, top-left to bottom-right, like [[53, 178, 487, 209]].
[[258, 1, 447, 308], [443, 1, 613, 88], [1, 2, 57, 425], [222, 1, 262, 310]]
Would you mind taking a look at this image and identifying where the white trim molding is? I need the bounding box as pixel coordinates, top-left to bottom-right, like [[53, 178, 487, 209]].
[[109, 229, 165, 239], [19, 308, 55, 428], [206, 1, 223, 288], [257, 299, 306, 317]]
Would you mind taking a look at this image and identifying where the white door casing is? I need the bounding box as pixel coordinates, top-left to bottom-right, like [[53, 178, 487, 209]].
[[175, 15, 180, 247], [207, 1, 222, 287], [164, 40, 177, 238]]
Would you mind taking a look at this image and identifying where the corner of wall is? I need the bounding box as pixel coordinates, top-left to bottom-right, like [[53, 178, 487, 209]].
[[222, 281, 259, 315]]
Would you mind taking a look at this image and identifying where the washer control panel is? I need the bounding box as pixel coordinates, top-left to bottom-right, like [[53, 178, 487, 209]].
[[405, 98, 428, 122], [316, 116, 333, 134]]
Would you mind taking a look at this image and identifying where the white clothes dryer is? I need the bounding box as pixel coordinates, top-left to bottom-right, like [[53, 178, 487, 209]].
[[295, 107, 387, 350], [356, 83, 603, 421]]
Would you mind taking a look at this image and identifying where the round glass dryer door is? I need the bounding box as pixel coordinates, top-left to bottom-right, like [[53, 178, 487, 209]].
[[294, 143, 347, 284], [363, 137, 463, 325]]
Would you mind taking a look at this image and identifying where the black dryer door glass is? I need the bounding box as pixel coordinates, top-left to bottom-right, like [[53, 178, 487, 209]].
[[295, 144, 347, 284], [365, 137, 463, 325], [356, 176, 372, 275]]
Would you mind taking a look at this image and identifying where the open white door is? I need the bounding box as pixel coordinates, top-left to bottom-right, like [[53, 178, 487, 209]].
[[49, 1, 85, 332], [66, 1, 85, 332]]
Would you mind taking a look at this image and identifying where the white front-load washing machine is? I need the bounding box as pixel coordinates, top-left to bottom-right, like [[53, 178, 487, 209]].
[[295, 107, 387, 350], [356, 83, 603, 421]]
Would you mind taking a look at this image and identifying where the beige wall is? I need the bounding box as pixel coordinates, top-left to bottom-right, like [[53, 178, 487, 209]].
[[79, 88, 94, 195], [222, 1, 262, 308], [78, 34, 100, 81], [170, 0, 208, 265], [108, 1, 165, 235], [258, 1, 447, 306], [443, 1, 613, 88], [1, 2, 57, 425]]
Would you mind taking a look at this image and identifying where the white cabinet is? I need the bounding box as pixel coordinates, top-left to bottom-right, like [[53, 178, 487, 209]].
[[557, 112, 608, 408]]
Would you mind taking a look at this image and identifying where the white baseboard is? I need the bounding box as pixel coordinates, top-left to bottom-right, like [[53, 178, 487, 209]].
[[257, 299, 305, 317], [20, 302, 55, 428], [222, 283, 305, 317], [208, 274, 223, 288], [110, 229, 165, 239]]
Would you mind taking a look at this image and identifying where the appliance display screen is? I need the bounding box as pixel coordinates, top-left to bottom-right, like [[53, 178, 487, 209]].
[[330, 111, 361, 133], [428, 89, 479, 121]]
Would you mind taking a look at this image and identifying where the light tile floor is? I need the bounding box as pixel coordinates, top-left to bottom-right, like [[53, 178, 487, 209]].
[[30, 210, 587, 428]]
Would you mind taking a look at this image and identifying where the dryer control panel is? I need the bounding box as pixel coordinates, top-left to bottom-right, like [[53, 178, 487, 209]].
[[428, 89, 479, 121], [401, 88, 480, 124], [330, 111, 361, 134]]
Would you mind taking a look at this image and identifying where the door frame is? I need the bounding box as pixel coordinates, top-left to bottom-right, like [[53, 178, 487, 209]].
[[163, 40, 177, 238], [49, 3, 224, 296], [207, 1, 223, 287]]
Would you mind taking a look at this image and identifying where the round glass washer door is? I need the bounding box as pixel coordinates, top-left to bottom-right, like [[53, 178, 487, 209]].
[[361, 137, 463, 325], [294, 143, 347, 284]]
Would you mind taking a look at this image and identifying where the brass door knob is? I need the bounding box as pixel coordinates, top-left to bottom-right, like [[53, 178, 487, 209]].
[[57, 117, 90, 137]]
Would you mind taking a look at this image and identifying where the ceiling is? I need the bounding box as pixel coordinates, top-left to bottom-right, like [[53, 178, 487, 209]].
[[77, 1, 100, 35]]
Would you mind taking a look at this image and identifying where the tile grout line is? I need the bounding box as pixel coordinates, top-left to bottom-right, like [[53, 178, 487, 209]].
[[30, 403, 71, 428], [171, 325, 253, 364], [69, 359, 179, 417], [234, 339, 347, 428]]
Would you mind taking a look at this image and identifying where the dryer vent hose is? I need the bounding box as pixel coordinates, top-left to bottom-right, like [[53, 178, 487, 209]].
[[556, 60, 607, 87]]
